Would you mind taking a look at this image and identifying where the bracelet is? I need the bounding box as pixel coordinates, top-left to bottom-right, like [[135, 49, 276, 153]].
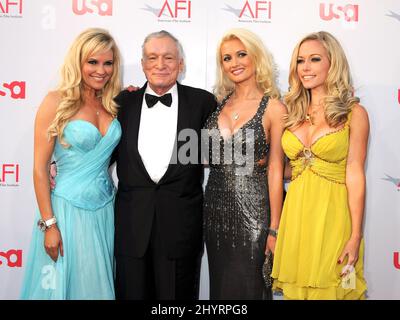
[[268, 228, 278, 238], [37, 216, 57, 232]]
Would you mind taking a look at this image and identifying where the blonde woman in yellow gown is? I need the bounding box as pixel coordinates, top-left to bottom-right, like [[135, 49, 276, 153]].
[[271, 31, 369, 300]]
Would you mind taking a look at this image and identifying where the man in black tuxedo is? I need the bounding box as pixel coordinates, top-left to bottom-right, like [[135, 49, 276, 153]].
[[112, 30, 217, 299]]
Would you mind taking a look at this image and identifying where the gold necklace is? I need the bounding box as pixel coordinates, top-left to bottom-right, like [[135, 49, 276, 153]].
[[233, 112, 239, 121], [306, 104, 323, 126], [305, 113, 314, 125]]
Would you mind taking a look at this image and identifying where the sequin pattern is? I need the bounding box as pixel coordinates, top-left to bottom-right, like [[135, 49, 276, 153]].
[[202, 94, 271, 299]]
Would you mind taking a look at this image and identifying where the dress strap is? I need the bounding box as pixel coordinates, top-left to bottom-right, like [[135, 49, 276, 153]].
[[219, 92, 234, 108], [254, 95, 270, 122]]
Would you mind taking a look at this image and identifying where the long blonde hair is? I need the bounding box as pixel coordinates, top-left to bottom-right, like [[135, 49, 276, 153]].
[[284, 31, 359, 129], [214, 28, 280, 102], [48, 28, 122, 146]]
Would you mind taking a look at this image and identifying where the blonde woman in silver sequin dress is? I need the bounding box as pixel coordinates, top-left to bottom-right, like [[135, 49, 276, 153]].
[[203, 28, 286, 299]]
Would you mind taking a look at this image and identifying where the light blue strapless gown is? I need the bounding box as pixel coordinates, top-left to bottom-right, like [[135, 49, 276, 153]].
[[21, 119, 121, 300]]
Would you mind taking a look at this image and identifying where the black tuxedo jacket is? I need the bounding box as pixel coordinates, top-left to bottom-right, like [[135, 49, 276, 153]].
[[112, 82, 217, 259]]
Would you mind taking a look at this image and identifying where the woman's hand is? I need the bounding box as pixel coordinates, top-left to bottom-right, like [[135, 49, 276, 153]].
[[265, 234, 277, 254], [44, 225, 64, 262], [337, 236, 361, 276]]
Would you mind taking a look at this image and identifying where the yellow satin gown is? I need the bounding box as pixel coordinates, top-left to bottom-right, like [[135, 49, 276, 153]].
[[271, 114, 367, 300]]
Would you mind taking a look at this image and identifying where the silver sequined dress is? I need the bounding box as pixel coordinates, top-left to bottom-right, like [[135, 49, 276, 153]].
[[203, 94, 271, 300]]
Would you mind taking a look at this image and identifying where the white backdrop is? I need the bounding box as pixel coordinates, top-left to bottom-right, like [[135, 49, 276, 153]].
[[1, 0, 399, 300]]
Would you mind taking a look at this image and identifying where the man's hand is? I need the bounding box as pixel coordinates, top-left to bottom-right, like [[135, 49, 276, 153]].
[[125, 85, 140, 92]]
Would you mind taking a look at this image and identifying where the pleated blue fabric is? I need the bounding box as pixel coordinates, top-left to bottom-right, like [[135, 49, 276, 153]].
[[21, 119, 121, 300]]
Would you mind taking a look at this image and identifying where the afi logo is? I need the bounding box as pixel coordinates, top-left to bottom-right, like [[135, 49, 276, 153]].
[[240, 0, 271, 19], [0, 164, 20, 184], [0, 0, 23, 14], [159, 0, 191, 18], [222, 1, 272, 21], [0, 250, 22, 268], [72, 0, 113, 16], [394, 252, 400, 270], [320, 3, 359, 22], [386, 10, 400, 22], [382, 174, 400, 191], [0, 81, 25, 99]]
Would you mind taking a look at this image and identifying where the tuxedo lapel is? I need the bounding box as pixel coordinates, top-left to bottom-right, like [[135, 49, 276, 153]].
[[126, 84, 156, 185], [176, 82, 192, 144], [158, 82, 192, 184]]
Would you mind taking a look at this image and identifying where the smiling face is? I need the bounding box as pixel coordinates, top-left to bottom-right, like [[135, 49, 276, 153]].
[[141, 36, 183, 95], [296, 39, 331, 91], [81, 49, 114, 92], [220, 38, 256, 85]]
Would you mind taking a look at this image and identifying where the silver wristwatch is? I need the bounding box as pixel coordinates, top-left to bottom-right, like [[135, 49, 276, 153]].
[[37, 217, 57, 232]]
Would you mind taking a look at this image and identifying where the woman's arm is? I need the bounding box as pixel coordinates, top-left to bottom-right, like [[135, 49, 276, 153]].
[[265, 98, 287, 253], [33, 91, 64, 262], [338, 104, 370, 268], [283, 156, 292, 181]]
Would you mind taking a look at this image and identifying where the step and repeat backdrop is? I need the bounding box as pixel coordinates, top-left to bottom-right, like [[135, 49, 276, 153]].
[[1, 0, 399, 300]]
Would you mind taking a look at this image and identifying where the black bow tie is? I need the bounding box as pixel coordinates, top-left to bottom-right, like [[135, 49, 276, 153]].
[[145, 93, 172, 108]]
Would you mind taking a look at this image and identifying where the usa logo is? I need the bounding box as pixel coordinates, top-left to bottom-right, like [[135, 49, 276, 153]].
[[394, 252, 400, 270], [0, 81, 26, 99], [0, 249, 22, 268], [72, 0, 113, 16], [319, 3, 359, 22]]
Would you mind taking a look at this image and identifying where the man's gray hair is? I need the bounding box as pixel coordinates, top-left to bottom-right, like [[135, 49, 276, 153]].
[[142, 30, 184, 60]]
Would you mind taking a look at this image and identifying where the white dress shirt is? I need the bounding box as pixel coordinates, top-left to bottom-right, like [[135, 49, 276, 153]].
[[138, 84, 178, 183]]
